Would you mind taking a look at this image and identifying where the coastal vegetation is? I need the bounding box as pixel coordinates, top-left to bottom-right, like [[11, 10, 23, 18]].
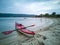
[[35, 12, 60, 18], [0, 12, 60, 17]]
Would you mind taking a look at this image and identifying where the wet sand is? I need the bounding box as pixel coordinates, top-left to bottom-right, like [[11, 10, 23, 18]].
[[0, 18, 60, 45]]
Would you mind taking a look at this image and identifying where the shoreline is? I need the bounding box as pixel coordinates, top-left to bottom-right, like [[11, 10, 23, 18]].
[[35, 19, 54, 33], [34, 18, 60, 45], [0, 18, 60, 45]]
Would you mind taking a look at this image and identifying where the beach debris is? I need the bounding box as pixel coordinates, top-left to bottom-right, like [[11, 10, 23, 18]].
[[40, 42, 45, 45], [42, 36, 47, 40], [35, 34, 47, 40]]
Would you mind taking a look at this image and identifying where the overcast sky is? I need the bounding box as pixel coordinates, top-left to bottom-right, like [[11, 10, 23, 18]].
[[0, 0, 60, 14]]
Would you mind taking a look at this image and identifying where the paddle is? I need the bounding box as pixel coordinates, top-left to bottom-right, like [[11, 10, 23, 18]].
[[2, 24, 35, 35], [24, 24, 35, 28]]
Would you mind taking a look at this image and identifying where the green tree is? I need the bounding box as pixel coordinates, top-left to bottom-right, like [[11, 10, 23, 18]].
[[45, 13, 49, 16], [52, 12, 56, 15]]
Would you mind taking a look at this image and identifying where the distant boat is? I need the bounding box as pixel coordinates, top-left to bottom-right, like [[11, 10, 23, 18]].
[[24, 17, 26, 19], [16, 23, 35, 36]]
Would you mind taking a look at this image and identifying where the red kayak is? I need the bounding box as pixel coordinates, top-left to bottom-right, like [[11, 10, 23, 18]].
[[16, 23, 35, 36]]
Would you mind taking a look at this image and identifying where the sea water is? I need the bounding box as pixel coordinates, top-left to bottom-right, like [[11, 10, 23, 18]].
[[0, 17, 53, 32]]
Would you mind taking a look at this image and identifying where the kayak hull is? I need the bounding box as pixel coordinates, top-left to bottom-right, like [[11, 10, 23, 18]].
[[17, 29, 35, 37]]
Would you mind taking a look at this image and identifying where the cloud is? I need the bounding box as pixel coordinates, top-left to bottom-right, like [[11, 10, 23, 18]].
[[0, 0, 60, 14]]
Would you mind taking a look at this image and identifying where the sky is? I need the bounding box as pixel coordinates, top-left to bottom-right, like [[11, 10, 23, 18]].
[[0, 0, 60, 14]]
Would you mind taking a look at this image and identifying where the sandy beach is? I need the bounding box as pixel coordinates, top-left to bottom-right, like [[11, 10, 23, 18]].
[[0, 18, 60, 45], [34, 18, 60, 45]]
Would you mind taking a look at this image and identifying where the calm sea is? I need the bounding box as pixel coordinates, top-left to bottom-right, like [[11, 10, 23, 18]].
[[0, 17, 53, 32]]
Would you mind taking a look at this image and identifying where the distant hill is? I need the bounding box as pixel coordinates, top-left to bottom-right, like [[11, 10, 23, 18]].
[[0, 13, 36, 17]]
